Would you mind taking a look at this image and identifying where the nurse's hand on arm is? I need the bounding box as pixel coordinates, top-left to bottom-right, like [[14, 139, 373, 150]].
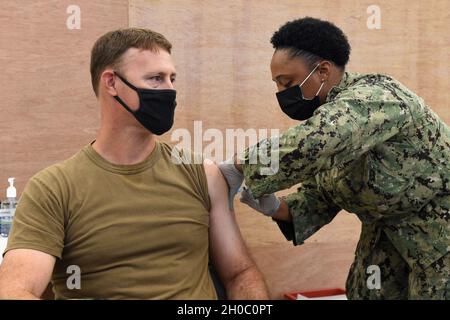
[[239, 188, 292, 222], [219, 89, 410, 245], [218, 155, 244, 209]]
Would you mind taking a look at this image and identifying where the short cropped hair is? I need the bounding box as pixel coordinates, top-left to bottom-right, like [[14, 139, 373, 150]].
[[90, 28, 172, 96], [271, 17, 351, 68]]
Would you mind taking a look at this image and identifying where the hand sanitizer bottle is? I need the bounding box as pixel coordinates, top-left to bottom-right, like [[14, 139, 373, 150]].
[[0, 178, 17, 237]]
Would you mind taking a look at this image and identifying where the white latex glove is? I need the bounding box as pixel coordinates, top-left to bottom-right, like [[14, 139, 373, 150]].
[[218, 156, 244, 210], [239, 187, 280, 217]]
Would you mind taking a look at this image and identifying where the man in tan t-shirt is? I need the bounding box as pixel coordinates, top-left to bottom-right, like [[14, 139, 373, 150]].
[[0, 28, 269, 300]]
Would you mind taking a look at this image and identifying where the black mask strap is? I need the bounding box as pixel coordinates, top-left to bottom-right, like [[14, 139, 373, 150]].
[[113, 95, 135, 114], [112, 72, 139, 114], [114, 72, 139, 91]]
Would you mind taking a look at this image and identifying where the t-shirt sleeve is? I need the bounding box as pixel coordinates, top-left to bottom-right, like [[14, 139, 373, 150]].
[[4, 170, 66, 259], [188, 150, 211, 212]]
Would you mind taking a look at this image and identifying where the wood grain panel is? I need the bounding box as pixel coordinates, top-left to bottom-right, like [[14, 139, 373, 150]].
[[0, 0, 128, 195]]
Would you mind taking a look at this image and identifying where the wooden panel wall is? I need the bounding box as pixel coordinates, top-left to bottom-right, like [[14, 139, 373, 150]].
[[0, 0, 128, 194]]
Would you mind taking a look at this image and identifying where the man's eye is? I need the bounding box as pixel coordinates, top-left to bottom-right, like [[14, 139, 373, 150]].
[[284, 81, 292, 88], [171, 78, 176, 83], [149, 76, 163, 82]]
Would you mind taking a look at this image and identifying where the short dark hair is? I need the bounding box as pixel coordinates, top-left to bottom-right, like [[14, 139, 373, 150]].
[[90, 28, 172, 97], [270, 17, 351, 68]]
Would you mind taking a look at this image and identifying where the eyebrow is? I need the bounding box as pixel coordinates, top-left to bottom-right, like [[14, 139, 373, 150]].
[[144, 71, 177, 78]]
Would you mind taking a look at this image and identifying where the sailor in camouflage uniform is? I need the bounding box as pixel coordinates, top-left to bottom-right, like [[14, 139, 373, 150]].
[[219, 17, 450, 299]]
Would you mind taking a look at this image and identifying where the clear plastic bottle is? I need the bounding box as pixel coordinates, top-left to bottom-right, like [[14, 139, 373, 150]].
[[0, 178, 17, 237]]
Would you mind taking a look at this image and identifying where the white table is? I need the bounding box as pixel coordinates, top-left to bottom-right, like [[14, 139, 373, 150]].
[[0, 237, 7, 264]]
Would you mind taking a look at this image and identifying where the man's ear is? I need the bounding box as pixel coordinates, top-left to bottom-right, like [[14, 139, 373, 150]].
[[318, 60, 332, 82], [101, 70, 118, 97]]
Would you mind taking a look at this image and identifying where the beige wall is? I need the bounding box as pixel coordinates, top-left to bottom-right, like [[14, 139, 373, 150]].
[[1, 0, 449, 298], [0, 0, 128, 194]]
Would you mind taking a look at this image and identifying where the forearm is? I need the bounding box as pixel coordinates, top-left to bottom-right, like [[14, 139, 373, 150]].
[[237, 99, 407, 198], [225, 264, 270, 300], [274, 187, 340, 245], [0, 286, 41, 300], [237, 142, 302, 198], [0, 250, 54, 300]]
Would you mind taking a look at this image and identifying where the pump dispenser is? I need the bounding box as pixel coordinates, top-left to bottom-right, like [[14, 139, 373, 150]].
[[7, 177, 17, 209], [0, 177, 17, 237]]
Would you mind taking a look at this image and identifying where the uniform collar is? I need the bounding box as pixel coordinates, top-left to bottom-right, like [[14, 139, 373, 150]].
[[326, 71, 361, 102]]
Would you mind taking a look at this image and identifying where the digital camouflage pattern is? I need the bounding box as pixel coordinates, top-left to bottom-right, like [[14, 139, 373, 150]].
[[241, 72, 450, 299], [346, 228, 450, 299]]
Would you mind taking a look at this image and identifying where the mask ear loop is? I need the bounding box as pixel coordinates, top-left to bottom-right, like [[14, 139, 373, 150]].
[[114, 72, 139, 91], [112, 72, 138, 114], [315, 81, 325, 97], [299, 63, 325, 100], [299, 63, 320, 87]]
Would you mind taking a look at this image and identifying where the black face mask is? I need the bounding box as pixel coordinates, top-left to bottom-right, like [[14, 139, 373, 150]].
[[276, 63, 325, 121], [113, 73, 177, 135]]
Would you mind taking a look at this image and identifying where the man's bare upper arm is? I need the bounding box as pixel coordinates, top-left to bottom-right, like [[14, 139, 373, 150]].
[[0, 249, 55, 298], [204, 159, 254, 283]]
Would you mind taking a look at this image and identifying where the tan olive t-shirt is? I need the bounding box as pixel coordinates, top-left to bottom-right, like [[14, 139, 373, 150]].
[[4, 141, 217, 299]]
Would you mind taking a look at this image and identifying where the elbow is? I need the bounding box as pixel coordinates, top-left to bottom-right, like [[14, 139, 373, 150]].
[[223, 263, 269, 300], [0, 279, 40, 300], [0, 287, 40, 300]]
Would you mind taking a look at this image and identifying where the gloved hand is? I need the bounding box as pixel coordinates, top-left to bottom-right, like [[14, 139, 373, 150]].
[[218, 156, 244, 210], [240, 187, 280, 217]]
